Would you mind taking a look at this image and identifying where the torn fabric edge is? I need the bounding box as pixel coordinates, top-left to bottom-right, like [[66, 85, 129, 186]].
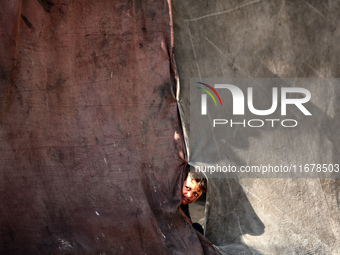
[[173, 56, 190, 161]]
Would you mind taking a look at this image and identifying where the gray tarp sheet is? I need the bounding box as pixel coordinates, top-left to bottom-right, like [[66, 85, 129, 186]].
[[0, 0, 218, 254], [173, 0, 340, 254]]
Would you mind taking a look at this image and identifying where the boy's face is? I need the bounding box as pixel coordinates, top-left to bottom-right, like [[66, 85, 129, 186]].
[[181, 175, 203, 205]]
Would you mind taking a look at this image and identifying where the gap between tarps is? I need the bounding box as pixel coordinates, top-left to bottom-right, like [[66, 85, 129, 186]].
[[172, 55, 221, 255]]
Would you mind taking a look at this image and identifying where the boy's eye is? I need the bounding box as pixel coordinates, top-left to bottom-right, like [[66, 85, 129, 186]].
[[186, 186, 190, 190]]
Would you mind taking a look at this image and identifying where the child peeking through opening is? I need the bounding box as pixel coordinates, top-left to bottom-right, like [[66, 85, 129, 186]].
[[179, 171, 207, 235]]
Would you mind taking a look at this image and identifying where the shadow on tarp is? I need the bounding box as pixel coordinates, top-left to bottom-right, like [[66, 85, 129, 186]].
[[206, 178, 265, 255]]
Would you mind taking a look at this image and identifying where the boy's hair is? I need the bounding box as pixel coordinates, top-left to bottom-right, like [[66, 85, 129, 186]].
[[188, 171, 207, 192]]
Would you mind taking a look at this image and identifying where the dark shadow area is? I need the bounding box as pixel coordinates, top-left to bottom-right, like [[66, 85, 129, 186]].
[[205, 178, 265, 255]]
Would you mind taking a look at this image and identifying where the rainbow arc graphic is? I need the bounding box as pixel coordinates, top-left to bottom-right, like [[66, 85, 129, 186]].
[[196, 82, 223, 106]]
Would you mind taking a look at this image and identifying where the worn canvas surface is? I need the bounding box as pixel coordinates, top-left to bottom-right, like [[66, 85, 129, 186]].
[[0, 1, 218, 254]]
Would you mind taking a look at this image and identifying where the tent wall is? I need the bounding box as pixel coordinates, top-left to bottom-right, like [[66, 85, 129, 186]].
[[0, 1, 218, 254], [173, 0, 340, 254]]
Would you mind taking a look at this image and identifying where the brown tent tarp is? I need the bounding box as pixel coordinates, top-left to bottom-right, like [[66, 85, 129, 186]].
[[0, 0, 218, 254]]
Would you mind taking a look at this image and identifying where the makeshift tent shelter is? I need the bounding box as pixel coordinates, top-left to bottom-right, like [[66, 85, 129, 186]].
[[1, 0, 339, 254]]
